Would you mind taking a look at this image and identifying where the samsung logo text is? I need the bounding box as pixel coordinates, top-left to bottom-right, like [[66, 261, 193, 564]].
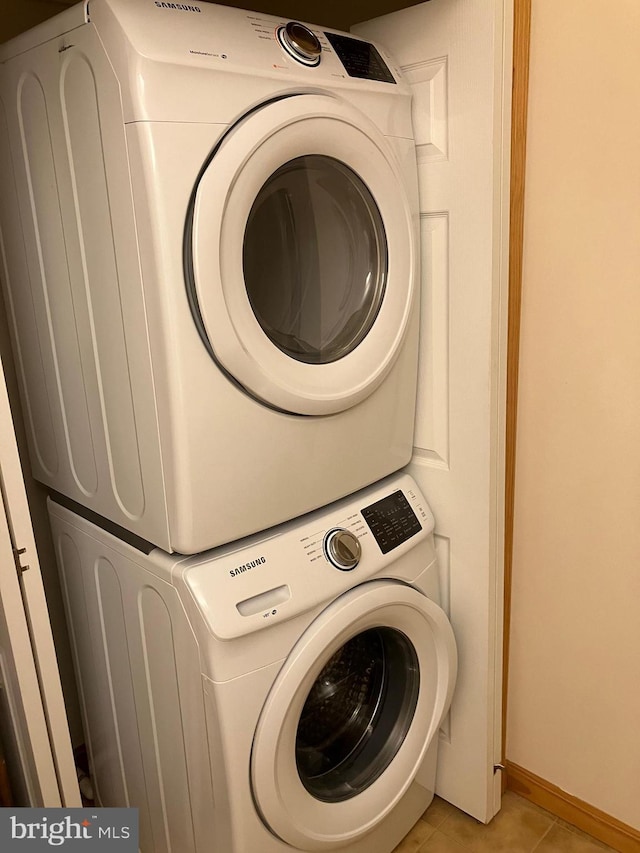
[[230, 556, 266, 577], [154, 2, 202, 12]]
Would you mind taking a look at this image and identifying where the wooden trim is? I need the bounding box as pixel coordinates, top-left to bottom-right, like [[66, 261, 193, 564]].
[[502, 0, 531, 784], [506, 762, 640, 853]]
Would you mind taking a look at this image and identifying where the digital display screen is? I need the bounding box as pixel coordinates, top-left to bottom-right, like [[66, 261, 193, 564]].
[[361, 490, 422, 554], [324, 32, 396, 84]]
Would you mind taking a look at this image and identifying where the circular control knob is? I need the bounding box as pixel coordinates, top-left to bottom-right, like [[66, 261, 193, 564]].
[[278, 21, 322, 66], [323, 528, 362, 571]]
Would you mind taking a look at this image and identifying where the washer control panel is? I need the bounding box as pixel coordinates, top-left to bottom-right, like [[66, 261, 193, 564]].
[[301, 482, 425, 571], [361, 490, 422, 554], [323, 528, 362, 570]]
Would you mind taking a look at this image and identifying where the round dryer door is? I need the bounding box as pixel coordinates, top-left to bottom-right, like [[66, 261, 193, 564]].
[[250, 580, 457, 851], [186, 94, 416, 415]]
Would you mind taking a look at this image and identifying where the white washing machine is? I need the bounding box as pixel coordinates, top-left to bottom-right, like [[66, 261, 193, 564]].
[[49, 473, 457, 853], [0, 0, 420, 554]]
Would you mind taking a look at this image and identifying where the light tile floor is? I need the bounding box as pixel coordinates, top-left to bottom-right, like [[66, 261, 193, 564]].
[[394, 792, 617, 853]]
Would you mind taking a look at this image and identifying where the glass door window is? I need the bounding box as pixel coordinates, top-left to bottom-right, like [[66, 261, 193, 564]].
[[243, 156, 387, 364], [188, 94, 416, 414], [250, 580, 457, 849], [295, 627, 419, 802]]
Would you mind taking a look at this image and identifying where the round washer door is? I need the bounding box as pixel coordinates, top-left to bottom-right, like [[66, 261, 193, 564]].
[[186, 94, 416, 415], [251, 580, 457, 850]]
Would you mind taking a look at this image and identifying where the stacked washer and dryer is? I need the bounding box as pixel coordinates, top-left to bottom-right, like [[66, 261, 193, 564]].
[[0, 1, 457, 850]]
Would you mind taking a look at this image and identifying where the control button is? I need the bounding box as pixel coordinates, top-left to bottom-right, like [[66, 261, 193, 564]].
[[277, 22, 322, 66], [323, 528, 361, 571]]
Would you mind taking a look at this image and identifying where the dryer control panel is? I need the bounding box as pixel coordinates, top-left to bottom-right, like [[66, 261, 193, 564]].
[[89, 0, 405, 91], [277, 21, 322, 66], [83, 0, 411, 124], [275, 22, 395, 82], [323, 32, 396, 83]]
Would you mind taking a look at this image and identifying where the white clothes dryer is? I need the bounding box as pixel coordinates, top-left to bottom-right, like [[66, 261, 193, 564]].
[[49, 473, 457, 853], [0, 0, 420, 554]]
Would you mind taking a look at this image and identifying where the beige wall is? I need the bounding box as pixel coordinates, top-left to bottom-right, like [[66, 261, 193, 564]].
[[507, 0, 640, 830]]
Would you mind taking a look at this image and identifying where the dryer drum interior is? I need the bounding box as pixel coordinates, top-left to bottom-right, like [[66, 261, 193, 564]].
[[295, 626, 420, 802]]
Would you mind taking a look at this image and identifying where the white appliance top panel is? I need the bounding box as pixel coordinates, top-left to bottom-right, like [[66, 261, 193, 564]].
[[1, 1, 412, 130], [91, 0, 407, 90], [175, 473, 436, 641]]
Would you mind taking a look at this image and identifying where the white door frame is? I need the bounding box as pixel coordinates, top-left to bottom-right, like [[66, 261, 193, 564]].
[[354, 0, 513, 822], [0, 349, 79, 806]]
